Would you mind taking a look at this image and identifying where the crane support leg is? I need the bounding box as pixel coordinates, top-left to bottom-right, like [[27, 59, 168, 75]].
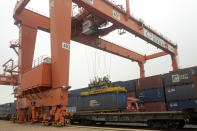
[[138, 62, 145, 78], [19, 25, 37, 74], [49, 0, 72, 88], [171, 55, 178, 71]]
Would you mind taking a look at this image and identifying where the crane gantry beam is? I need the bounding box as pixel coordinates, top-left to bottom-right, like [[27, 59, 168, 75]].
[[14, 9, 50, 32], [72, 0, 177, 54], [72, 35, 146, 63], [145, 52, 169, 60]]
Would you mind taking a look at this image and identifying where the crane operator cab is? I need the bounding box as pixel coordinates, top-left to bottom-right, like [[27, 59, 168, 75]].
[[127, 97, 145, 112]]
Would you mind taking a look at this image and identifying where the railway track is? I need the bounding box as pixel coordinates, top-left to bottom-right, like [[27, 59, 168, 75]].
[[1, 120, 197, 131]]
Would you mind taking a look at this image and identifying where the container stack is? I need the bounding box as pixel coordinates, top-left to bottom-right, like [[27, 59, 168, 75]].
[[164, 68, 197, 111], [136, 75, 166, 112]]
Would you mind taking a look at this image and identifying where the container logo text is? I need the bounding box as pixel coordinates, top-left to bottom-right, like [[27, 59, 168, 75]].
[[170, 103, 178, 107], [167, 88, 176, 93], [89, 100, 100, 107], [172, 74, 189, 83]]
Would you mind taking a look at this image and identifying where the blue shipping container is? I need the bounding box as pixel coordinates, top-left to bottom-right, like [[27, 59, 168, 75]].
[[164, 68, 196, 87], [165, 84, 196, 102], [68, 87, 89, 107], [77, 92, 126, 112], [167, 99, 197, 111], [136, 88, 165, 102]]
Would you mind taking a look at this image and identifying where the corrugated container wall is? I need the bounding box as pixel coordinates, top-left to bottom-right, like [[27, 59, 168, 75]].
[[136, 75, 163, 90], [144, 102, 166, 112], [165, 84, 197, 102], [136, 88, 165, 102], [68, 87, 89, 107], [77, 92, 126, 112], [194, 75, 197, 89], [167, 99, 197, 111], [0, 102, 16, 115], [10, 102, 16, 115], [0, 103, 11, 115]]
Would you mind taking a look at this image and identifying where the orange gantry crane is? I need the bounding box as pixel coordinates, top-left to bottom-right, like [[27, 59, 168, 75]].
[[0, 0, 178, 126]]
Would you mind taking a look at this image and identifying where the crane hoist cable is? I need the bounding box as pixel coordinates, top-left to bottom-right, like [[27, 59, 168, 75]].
[[84, 46, 91, 80], [94, 48, 97, 78], [103, 48, 107, 76], [97, 50, 101, 77]]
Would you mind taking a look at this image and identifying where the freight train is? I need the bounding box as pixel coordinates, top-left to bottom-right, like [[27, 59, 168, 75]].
[[68, 66, 197, 129]]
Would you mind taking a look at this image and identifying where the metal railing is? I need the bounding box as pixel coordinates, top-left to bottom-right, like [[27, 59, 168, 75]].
[[32, 56, 51, 68]]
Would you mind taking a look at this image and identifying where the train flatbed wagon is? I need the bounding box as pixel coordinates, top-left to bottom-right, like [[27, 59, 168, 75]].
[[72, 111, 188, 129]]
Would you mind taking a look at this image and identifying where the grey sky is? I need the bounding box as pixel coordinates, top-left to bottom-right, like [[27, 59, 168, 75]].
[[0, 0, 197, 104]]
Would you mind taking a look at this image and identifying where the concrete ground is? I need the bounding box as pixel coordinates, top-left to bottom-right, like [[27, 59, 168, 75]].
[[0, 120, 197, 131]]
